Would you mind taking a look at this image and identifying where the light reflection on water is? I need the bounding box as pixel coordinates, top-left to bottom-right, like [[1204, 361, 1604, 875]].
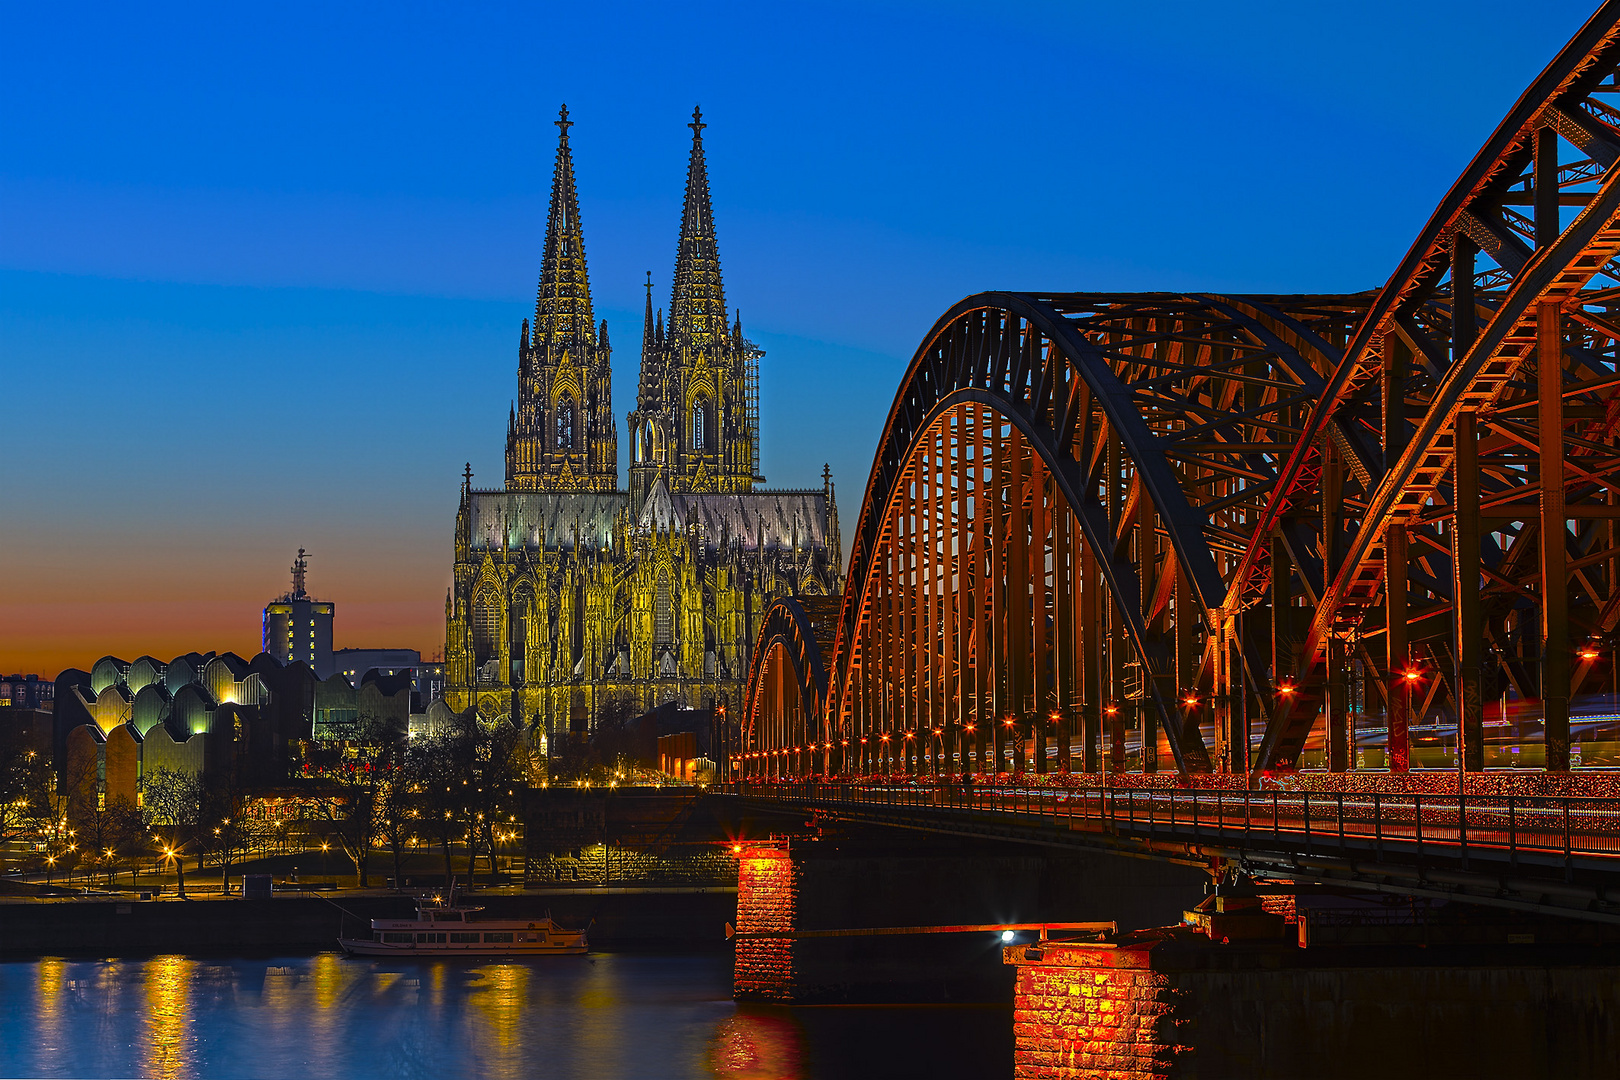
[[144, 956, 194, 1079], [3, 953, 1010, 1079]]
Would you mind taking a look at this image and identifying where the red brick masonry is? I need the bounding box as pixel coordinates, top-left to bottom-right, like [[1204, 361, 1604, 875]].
[[734, 844, 797, 1000], [1005, 938, 1186, 1080]]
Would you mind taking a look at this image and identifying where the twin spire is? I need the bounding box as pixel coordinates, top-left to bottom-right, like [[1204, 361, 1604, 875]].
[[533, 105, 594, 343], [668, 106, 726, 348], [532, 104, 729, 351], [522, 105, 756, 502]]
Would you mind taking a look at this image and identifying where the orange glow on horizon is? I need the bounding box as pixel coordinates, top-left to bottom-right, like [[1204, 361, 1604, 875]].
[[2, 574, 448, 678]]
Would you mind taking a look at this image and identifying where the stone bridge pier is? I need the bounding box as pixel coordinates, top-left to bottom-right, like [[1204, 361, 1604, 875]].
[[730, 831, 1205, 1004], [728, 824, 1620, 1078], [1003, 930, 1620, 1080]]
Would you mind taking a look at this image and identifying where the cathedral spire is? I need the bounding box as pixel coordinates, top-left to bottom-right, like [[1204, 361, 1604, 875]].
[[668, 106, 725, 347], [534, 105, 594, 342], [509, 105, 617, 493], [637, 274, 661, 403], [641, 272, 656, 356]]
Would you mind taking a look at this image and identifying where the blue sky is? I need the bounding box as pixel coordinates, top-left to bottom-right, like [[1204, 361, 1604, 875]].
[[1, 0, 1604, 671]]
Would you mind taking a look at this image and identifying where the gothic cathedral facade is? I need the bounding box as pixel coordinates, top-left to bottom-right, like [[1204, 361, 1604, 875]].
[[444, 107, 843, 735]]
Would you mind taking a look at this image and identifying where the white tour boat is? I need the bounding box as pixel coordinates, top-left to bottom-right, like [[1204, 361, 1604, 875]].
[[339, 892, 588, 957]]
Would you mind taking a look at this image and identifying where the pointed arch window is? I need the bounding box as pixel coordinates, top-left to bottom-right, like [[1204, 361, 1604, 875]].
[[510, 595, 530, 687], [557, 395, 576, 449], [655, 569, 673, 646], [472, 592, 500, 673], [691, 396, 711, 451]]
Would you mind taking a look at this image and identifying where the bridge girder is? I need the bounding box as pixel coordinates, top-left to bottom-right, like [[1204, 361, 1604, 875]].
[[745, 1, 1620, 782]]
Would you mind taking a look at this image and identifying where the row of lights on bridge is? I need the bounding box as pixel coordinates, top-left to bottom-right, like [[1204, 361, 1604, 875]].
[[746, 644, 1610, 758]]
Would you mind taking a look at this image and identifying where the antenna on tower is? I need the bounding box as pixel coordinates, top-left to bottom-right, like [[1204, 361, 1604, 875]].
[[291, 548, 309, 600]]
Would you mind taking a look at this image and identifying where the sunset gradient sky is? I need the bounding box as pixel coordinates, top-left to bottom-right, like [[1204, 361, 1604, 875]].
[[1, 0, 1602, 676]]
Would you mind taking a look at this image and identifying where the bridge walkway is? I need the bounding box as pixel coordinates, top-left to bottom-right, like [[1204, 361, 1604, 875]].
[[724, 781, 1620, 924]]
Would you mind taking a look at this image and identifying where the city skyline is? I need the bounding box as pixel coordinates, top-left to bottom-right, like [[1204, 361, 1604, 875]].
[[3, 0, 1602, 675]]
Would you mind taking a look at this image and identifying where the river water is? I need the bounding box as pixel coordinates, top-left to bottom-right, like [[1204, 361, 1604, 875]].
[[1, 953, 1012, 1079]]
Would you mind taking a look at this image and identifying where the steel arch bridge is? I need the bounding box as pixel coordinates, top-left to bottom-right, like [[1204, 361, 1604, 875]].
[[743, 2, 1620, 783]]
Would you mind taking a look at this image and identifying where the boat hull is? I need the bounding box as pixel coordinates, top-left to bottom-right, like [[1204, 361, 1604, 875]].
[[339, 937, 587, 957]]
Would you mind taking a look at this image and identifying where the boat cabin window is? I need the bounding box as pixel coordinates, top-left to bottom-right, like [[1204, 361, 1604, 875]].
[[417, 933, 447, 944], [381, 932, 414, 943], [450, 932, 480, 944], [482, 932, 514, 944]]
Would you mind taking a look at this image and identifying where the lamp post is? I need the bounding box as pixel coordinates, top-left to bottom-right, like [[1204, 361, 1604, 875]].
[[164, 846, 187, 899], [1402, 665, 1423, 769]]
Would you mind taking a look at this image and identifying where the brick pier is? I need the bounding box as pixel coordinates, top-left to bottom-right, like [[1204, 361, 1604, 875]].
[[1005, 938, 1182, 1079], [733, 843, 797, 1000]]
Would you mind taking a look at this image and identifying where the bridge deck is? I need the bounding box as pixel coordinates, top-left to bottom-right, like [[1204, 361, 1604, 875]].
[[726, 782, 1620, 924]]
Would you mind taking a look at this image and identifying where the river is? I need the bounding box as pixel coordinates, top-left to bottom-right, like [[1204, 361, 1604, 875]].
[[1, 953, 1012, 1079]]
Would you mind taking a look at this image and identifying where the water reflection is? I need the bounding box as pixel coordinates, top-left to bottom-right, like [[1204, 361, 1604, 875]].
[[33, 957, 66, 1062], [710, 1008, 805, 1078], [0, 954, 1009, 1080], [467, 963, 527, 1080], [144, 956, 193, 1080]]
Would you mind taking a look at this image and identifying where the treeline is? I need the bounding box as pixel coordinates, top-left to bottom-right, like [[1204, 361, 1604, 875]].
[[0, 713, 533, 891]]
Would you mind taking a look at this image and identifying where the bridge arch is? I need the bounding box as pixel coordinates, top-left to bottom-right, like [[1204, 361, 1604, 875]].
[[819, 293, 1362, 777], [1250, 6, 1620, 771], [741, 596, 839, 779], [740, 4, 1620, 783]]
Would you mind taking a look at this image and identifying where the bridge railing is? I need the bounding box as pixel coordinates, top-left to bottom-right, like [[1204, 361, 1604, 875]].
[[727, 781, 1620, 872]]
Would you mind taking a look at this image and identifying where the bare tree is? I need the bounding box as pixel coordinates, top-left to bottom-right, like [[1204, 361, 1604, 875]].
[[302, 718, 402, 887], [375, 754, 418, 891], [201, 776, 272, 893], [140, 767, 206, 896], [0, 727, 53, 872], [412, 723, 474, 887], [74, 795, 142, 887]]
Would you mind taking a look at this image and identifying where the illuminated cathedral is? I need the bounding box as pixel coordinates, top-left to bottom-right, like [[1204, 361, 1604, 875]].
[[444, 107, 843, 735]]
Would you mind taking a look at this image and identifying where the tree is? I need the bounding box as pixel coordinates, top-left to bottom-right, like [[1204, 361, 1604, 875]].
[[375, 749, 419, 891], [200, 775, 271, 893], [74, 795, 142, 887], [408, 715, 529, 889], [140, 767, 206, 897], [462, 722, 527, 886], [412, 723, 474, 887], [549, 695, 640, 783], [302, 718, 402, 888], [0, 726, 53, 872]]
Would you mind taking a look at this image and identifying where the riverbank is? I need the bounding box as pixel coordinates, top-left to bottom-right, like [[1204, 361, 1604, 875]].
[[0, 887, 737, 957]]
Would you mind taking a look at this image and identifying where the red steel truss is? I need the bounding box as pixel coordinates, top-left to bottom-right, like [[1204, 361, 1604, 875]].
[[744, 2, 1620, 782]]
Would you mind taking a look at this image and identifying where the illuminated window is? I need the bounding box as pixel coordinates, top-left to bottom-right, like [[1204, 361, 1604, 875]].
[[473, 594, 499, 667], [655, 569, 673, 646], [691, 396, 711, 451], [556, 395, 575, 449]]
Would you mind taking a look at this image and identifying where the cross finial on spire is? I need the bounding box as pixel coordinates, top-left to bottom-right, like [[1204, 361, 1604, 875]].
[[556, 104, 573, 137], [689, 105, 705, 136], [645, 271, 654, 297], [463, 462, 473, 488]]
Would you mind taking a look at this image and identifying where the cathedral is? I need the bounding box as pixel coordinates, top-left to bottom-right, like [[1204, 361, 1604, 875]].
[[444, 106, 844, 736]]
